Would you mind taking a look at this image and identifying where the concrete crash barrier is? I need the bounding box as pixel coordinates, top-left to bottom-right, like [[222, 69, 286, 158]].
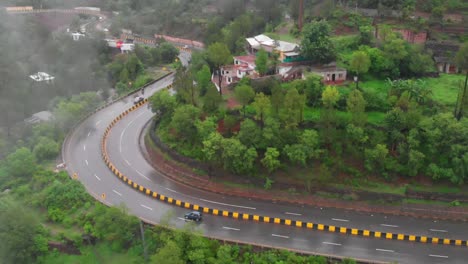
[[101, 96, 468, 248]]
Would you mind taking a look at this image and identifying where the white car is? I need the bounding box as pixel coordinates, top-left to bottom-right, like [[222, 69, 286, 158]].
[[134, 96, 144, 104]]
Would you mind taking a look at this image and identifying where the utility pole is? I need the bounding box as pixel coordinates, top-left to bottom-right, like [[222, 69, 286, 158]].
[[298, 0, 304, 32]]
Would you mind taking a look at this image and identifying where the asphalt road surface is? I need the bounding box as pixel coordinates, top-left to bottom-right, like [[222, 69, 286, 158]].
[[64, 73, 468, 264]]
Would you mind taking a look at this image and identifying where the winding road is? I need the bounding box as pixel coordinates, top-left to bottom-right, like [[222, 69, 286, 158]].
[[63, 69, 468, 263]]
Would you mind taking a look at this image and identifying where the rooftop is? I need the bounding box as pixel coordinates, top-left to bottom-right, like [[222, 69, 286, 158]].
[[29, 72, 55, 82]]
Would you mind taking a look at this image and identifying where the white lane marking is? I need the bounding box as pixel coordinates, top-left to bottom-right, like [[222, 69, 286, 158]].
[[199, 198, 256, 210], [95, 120, 101, 126], [94, 174, 101, 181], [222, 226, 240, 231], [429, 254, 448, 258], [83, 145, 86, 151], [177, 217, 186, 221], [430, 229, 448, 233], [322, 242, 341, 246], [87, 132, 91, 137], [112, 190, 122, 196], [135, 169, 150, 181], [376, 248, 394, 253], [125, 159, 131, 166], [271, 234, 289, 239], [166, 188, 177, 193], [285, 212, 302, 216], [380, 224, 399, 228], [332, 218, 349, 222], [119, 111, 146, 153], [85, 159, 89, 166], [141, 204, 153, 211]]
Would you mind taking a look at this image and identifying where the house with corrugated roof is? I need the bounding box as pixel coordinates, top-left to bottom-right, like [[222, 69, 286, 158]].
[[245, 34, 303, 63]]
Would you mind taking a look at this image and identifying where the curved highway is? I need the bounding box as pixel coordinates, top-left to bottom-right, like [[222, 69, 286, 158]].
[[64, 73, 468, 263]]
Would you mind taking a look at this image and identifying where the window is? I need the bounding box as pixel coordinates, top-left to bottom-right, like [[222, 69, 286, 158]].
[[338, 74, 342, 78]]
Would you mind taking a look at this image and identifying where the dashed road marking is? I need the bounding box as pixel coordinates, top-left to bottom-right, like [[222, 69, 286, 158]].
[[112, 190, 122, 196], [199, 198, 256, 210], [222, 226, 240, 231], [430, 229, 448, 233], [376, 248, 394, 253], [332, 218, 349, 222], [166, 188, 178, 193], [429, 254, 448, 259], [285, 212, 302, 216], [83, 145, 86, 151], [95, 120, 101, 126], [94, 174, 101, 181], [380, 224, 399, 228], [322, 242, 341, 246], [135, 169, 150, 181], [272, 234, 289, 239], [141, 204, 153, 211], [87, 132, 91, 137], [85, 159, 89, 166], [120, 111, 145, 153], [125, 159, 131, 166], [177, 217, 186, 221]]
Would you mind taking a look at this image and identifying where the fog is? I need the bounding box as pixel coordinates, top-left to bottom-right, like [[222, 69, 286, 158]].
[[0, 1, 112, 153]]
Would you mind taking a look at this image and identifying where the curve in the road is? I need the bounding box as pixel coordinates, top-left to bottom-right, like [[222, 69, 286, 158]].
[[101, 90, 468, 248]]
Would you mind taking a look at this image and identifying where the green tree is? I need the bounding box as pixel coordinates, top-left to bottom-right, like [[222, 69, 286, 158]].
[[203, 84, 222, 113], [174, 68, 198, 106], [196, 65, 212, 96], [5, 147, 36, 178], [349, 51, 371, 89], [365, 144, 389, 176], [221, 138, 257, 175], [196, 117, 217, 141], [270, 85, 284, 115], [151, 240, 185, 264], [280, 88, 305, 128], [202, 132, 224, 167], [149, 89, 177, 118], [304, 74, 324, 106], [0, 198, 43, 264], [346, 89, 367, 127], [383, 38, 409, 62], [261, 147, 281, 173], [252, 92, 271, 126], [454, 42, 468, 120], [33, 137, 59, 161], [90, 204, 139, 251], [134, 45, 152, 66], [237, 119, 262, 148], [126, 54, 145, 80], [284, 144, 307, 166], [300, 129, 322, 159], [255, 49, 268, 76], [234, 84, 255, 117], [159, 42, 180, 63], [170, 105, 201, 143], [320, 86, 340, 145], [207, 42, 232, 95], [300, 20, 336, 63], [359, 25, 374, 45], [321, 85, 340, 108]]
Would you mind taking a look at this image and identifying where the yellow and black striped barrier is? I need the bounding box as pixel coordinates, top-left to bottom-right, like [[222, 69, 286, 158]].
[[100, 93, 468, 247]]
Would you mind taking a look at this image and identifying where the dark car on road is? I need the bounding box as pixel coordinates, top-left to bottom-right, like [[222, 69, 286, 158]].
[[184, 211, 202, 221]]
